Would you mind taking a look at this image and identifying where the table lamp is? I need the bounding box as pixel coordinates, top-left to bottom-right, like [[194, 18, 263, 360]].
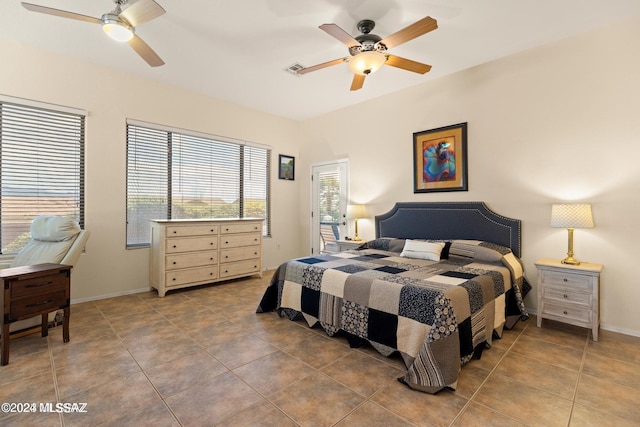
[[550, 203, 594, 265], [346, 204, 366, 241]]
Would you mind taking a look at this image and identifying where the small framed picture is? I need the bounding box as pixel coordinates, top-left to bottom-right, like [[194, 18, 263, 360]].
[[278, 154, 295, 180]]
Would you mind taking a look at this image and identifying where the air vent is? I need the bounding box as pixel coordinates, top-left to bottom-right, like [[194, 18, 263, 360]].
[[284, 63, 304, 76]]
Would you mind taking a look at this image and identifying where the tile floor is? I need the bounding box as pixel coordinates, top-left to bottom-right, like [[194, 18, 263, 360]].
[[1, 271, 639, 426]]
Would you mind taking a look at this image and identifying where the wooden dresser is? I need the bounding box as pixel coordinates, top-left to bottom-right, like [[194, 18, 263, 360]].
[[150, 218, 263, 297]]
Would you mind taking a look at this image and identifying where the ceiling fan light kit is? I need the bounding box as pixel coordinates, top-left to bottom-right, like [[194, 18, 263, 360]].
[[297, 16, 438, 91], [348, 51, 387, 75], [101, 14, 134, 42]]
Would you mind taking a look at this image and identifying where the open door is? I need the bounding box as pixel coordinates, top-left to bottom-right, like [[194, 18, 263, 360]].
[[311, 160, 348, 255]]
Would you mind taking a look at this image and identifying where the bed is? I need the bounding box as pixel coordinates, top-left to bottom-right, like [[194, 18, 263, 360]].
[[257, 202, 530, 393]]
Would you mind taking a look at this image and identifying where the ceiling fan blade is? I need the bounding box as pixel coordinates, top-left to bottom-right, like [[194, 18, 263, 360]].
[[128, 34, 164, 67], [319, 24, 361, 48], [350, 74, 365, 91], [21, 2, 101, 24], [385, 54, 432, 74], [379, 16, 437, 49], [120, 0, 166, 27], [297, 57, 347, 75]]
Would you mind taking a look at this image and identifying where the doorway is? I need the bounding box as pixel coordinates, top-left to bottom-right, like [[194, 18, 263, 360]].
[[311, 160, 348, 255]]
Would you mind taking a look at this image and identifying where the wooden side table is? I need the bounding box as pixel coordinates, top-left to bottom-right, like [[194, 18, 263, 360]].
[[535, 258, 603, 341], [0, 263, 72, 365]]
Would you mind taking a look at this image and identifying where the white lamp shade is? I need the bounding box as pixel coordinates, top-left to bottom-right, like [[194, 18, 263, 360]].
[[346, 204, 367, 219], [550, 204, 594, 228], [347, 51, 387, 75]]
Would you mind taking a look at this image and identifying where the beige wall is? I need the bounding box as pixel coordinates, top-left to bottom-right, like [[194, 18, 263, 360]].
[[299, 16, 640, 336], [0, 38, 304, 301]]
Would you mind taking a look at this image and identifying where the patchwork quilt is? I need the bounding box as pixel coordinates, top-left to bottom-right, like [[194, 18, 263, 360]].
[[257, 238, 529, 393]]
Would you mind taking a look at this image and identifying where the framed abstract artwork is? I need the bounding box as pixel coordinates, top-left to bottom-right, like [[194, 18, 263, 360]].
[[413, 122, 468, 193], [278, 154, 295, 180]]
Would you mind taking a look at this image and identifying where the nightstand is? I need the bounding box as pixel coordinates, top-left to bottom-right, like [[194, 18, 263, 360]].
[[0, 263, 72, 365], [336, 239, 364, 251], [535, 258, 603, 341]]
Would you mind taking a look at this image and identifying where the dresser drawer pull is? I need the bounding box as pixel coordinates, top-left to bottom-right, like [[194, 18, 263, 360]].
[[211, 229, 215, 232], [173, 230, 177, 234], [564, 294, 568, 298], [173, 262, 177, 265], [563, 310, 568, 315], [172, 278, 176, 281], [173, 245, 177, 248], [210, 242, 214, 245], [225, 241, 229, 244], [25, 281, 53, 288], [225, 255, 229, 259], [563, 278, 568, 282], [26, 299, 53, 308]]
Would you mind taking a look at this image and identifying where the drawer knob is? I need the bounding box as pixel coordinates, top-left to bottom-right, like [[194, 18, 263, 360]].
[[225, 241, 229, 244], [226, 228, 229, 231], [225, 255, 229, 259], [173, 230, 177, 234], [173, 262, 177, 265], [225, 270, 228, 273], [563, 294, 568, 299], [210, 242, 214, 245], [563, 278, 568, 282], [210, 257, 214, 261], [210, 272, 213, 275], [173, 245, 177, 248], [211, 229, 214, 232], [563, 310, 568, 315], [172, 278, 176, 281]]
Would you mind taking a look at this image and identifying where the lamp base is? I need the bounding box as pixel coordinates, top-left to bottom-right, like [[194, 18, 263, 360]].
[[561, 256, 581, 265]]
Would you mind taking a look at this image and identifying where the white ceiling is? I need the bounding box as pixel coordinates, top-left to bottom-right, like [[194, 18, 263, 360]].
[[2, 0, 640, 120]]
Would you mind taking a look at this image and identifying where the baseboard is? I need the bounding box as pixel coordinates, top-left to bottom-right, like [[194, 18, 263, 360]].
[[70, 286, 152, 305]]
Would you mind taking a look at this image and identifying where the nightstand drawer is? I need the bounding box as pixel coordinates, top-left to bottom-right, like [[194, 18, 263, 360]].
[[11, 274, 67, 298], [542, 285, 592, 306], [542, 301, 592, 324], [10, 290, 67, 320], [543, 271, 591, 290]]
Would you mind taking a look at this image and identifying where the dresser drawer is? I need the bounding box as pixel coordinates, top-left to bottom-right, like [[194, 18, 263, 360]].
[[10, 290, 67, 320], [10, 274, 68, 299], [166, 251, 218, 270], [166, 266, 218, 287], [543, 271, 591, 290], [166, 236, 218, 253], [220, 246, 261, 263], [541, 301, 592, 325], [542, 285, 592, 307], [219, 259, 261, 278], [219, 233, 261, 249], [166, 225, 218, 237], [220, 223, 262, 234]]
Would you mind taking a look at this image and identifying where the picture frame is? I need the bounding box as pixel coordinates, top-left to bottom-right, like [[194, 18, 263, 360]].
[[413, 122, 468, 193], [278, 154, 295, 180]]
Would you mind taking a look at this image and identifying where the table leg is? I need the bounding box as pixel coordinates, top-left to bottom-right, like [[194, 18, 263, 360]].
[[63, 307, 70, 343], [41, 313, 48, 337], [1, 323, 9, 366]]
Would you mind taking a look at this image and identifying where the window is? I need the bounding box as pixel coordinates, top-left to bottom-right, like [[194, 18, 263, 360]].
[[126, 121, 271, 247], [0, 97, 85, 254]]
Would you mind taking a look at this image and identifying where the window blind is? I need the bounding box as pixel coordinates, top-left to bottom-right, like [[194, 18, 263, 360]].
[[126, 122, 271, 247], [0, 100, 85, 254]]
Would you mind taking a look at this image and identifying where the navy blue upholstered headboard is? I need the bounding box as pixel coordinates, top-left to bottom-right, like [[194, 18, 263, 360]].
[[375, 202, 521, 257]]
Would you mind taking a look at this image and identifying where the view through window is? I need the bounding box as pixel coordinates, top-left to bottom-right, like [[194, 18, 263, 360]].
[[0, 99, 85, 254], [126, 122, 271, 247]]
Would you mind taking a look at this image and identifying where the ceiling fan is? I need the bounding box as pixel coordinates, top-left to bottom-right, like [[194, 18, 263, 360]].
[[297, 16, 438, 91], [21, 0, 166, 67]]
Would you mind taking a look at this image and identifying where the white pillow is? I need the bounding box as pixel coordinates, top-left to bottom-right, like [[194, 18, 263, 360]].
[[400, 240, 445, 261]]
